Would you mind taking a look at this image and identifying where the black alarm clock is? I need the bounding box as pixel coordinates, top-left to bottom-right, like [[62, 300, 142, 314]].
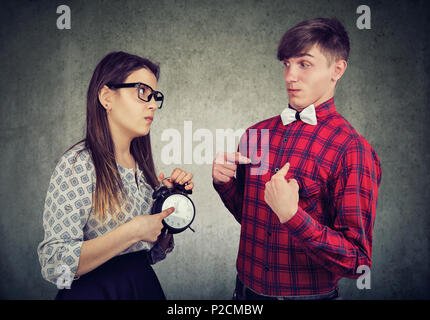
[[151, 182, 196, 234]]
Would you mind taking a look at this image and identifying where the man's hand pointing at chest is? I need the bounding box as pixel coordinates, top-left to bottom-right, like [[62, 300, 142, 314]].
[[264, 162, 300, 224]]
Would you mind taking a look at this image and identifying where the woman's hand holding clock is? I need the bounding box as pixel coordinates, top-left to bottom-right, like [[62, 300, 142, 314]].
[[131, 168, 194, 243], [152, 168, 196, 235], [158, 168, 194, 191]]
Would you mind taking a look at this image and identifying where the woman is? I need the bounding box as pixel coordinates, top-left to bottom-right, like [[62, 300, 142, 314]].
[[37, 51, 194, 299]]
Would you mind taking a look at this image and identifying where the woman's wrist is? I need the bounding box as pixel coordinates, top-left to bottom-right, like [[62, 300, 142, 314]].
[[123, 218, 141, 245]]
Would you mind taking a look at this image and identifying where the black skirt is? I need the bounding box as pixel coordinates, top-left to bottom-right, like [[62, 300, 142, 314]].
[[55, 250, 166, 300]]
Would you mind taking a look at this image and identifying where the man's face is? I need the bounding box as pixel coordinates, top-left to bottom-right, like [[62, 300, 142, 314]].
[[283, 44, 337, 111]]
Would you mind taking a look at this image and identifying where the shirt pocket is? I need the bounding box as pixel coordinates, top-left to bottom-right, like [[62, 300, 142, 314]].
[[295, 176, 321, 213]]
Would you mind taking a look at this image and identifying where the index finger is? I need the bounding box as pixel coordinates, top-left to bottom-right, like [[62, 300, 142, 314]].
[[275, 162, 290, 177], [218, 152, 251, 164], [158, 207, 175, 219]]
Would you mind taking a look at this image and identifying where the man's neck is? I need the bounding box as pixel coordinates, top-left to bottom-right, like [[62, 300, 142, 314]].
[[290, 95, 335, 112]]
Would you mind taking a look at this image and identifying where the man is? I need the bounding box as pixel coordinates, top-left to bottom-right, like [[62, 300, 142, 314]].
[[212, 18, 382, 300]]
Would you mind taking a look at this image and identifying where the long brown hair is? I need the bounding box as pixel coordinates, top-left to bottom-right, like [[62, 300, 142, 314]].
[[66, 51, 160, 222]]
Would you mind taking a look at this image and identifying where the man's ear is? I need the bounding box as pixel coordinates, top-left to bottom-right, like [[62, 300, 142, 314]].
[[332, 59, 347, 82], [98, 85, 113, 110]]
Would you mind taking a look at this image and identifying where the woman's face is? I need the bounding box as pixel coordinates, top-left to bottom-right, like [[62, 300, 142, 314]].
[[108, 68, 158, 138]]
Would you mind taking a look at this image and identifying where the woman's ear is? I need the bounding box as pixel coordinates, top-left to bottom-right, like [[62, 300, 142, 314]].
[[332, 59, 347, 82], [98, 85, 113, 111]]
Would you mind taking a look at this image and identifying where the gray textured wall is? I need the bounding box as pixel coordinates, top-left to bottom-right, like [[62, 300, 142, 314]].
[[0, 0, 429, 299]]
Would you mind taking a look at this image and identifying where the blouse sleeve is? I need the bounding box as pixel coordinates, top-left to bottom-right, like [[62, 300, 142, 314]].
[[37, 149, 93, 286], [149, 231, 175, 265]]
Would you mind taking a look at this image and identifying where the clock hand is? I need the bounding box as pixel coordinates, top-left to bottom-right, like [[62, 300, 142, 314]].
[[172, 201, 179, 211], [177, 201, 185, 212]]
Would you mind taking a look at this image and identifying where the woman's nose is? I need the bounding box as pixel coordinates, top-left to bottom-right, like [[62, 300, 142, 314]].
[[147, 96, 158, 110]]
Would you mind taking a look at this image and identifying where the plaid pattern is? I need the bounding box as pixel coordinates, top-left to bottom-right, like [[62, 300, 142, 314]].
[[214, 98, 382, 296]]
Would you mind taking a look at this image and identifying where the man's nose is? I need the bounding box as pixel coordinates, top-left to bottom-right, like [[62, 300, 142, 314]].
[[284, 65, 298, 83]]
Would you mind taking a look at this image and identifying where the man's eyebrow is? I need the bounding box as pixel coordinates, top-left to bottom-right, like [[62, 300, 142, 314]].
[[296, 53, 314, 58], [283, 53, 314, 61]]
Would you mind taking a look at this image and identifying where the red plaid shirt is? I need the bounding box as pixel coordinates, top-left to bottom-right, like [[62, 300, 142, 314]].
[[214, 97, 382, 296]]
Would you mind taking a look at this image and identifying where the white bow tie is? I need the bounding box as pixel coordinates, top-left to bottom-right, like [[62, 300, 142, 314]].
[[281, 104, 317, 126]]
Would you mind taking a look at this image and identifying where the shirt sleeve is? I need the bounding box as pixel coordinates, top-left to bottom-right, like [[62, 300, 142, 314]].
[[282, 137, 382, 278], [213, 159, 246, 224], [212, 171, 244, 223], [37, 150, 93, 286], [212, 130, 250, 224]]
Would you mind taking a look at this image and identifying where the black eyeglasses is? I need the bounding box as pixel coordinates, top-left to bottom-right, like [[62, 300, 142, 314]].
[[106, 82, 164, 109]]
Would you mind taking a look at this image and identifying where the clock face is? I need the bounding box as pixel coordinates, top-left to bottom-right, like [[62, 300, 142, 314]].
[[162, 194, 194, 229]]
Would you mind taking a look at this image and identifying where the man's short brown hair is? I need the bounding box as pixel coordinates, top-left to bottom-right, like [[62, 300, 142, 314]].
[[277, 18, 350, 65]]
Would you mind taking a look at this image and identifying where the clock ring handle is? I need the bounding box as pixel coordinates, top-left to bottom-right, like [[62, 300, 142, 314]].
[[175, 183, 192, 194], [160, 176, 192, 194]]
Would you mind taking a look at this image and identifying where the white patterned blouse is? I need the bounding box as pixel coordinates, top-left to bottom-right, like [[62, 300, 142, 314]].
[[37, 141, 174, 285]]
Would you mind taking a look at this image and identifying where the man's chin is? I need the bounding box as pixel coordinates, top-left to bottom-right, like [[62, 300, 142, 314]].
[[289, 97, 317, 110], [288, 98, 305, 110]]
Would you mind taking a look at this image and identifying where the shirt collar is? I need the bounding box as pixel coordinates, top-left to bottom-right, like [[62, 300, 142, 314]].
[[117, 160, 140, 176], [287, 97, 336, 122]]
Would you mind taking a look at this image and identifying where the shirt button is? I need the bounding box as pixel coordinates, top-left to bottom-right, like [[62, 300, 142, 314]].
[[274, 168, 279, 173], [283, 138, 288, 142], [264, 265, 270, 272]]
